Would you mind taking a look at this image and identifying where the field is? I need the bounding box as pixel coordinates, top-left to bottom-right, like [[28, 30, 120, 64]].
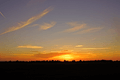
[[0, 61, 120, 80]]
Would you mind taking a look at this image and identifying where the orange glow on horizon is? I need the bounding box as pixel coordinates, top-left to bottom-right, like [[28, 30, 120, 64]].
[[50, 54, 76, 61], [59, 54, 74, 60]]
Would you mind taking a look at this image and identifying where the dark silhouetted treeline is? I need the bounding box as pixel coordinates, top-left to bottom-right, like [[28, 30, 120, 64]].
[[0, 60, 120, 63], [0, 59, 120, 80]]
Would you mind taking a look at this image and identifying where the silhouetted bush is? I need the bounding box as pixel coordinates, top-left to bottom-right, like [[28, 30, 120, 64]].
[[72, 60, 75, 62]]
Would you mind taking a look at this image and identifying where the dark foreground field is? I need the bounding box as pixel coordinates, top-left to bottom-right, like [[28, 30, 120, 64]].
[[0, 60, 120, 80]]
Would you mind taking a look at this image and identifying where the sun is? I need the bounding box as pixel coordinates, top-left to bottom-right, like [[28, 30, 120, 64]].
[[51, 54, 74, 61], [60, 54, 73, 60]]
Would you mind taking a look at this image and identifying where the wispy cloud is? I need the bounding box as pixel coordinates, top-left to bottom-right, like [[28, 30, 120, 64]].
[[0, 7, 53, 35], [31, 51, 39, 52], [63, 22, 86, 32], [17, 45, 43, 49], [30, 24, 39, 27], [75, 45, 83, 48], [39, 21, 56, 30], [30, 21, 56, 30], [0, 12, 5, 18], [51, 50, 74, 53], [76, 27, 103, 34], [34, 52, 70, 58], [81, 47, 110, 50]]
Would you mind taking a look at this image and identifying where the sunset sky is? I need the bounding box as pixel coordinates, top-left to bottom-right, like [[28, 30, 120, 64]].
[[0, 0, 120, 61]]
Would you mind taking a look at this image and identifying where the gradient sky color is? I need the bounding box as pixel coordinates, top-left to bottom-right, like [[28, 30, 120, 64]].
[[0, 0, 120, 61]]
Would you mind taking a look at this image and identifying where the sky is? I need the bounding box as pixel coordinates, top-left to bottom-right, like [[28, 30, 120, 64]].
[[0, 0, 120, 61]]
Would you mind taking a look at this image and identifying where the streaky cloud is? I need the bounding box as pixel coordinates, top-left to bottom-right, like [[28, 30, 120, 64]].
[[81, 47, 110, 50], [0, 12, 5, 18], [76, 27, 103, 34], [17, 45, 43, 49], [30, 24, 39, 27], [64, 22, 86, 32], [75, 45, 83, 48], [39, 21, 56, 30], [0, 7, 53, 35], [34, 52, 70, 58], [51, 50, 74, 53]]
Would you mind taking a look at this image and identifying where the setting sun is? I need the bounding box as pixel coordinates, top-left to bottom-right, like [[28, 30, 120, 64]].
[[59, 54, 74, 60], [51, 54, 74, 61]]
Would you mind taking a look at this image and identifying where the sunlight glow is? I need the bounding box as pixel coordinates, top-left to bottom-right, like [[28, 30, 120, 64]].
[[52, 54, 74, 61]]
